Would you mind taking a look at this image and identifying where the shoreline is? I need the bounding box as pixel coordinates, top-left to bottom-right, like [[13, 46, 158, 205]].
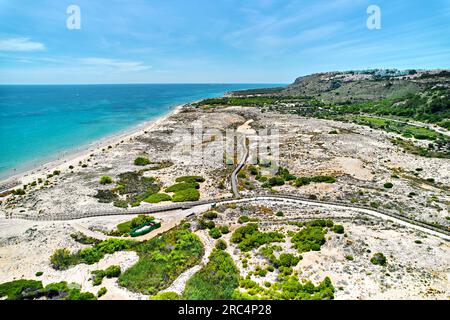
[[0, 103, 186, 187]]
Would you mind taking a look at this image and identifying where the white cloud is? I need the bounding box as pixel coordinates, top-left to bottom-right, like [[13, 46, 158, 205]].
[[80, 57, 151, 72], [0, 37, 45, 52]]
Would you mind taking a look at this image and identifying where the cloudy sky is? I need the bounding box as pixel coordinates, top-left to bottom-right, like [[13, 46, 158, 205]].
[[0, 0, 449, 84]]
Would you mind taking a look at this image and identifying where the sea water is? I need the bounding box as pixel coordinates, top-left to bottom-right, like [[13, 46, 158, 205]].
[[0, 83, 281, 179]]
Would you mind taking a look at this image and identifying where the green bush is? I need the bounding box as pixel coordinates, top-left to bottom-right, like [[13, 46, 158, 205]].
[[97, 287, 107, 298], [151, 291, 181, 300], [276, 211, 284, 217], [215, 239, 227, 250], [332, 224, 345, 234], [231, 223, 284, 251], [99, 176, 113, 184], [203, 211, 218, 219], [134, 156, 151, 166], [175, 176, 205, 183], [383, 182, 394, 189], [171, 188, 200, 202], [238, 216, 250, 224], [50, 248, 77, 270], [11, 189, 25, 195], [291, 226, 326, 253], [113, 200, 129, 208], [35, 272, 43, 277], [219, 225, 230, 234], [92, 265, 121, 286], [183, 249, 239, 300], [144, 193, 172, 203], [119, 228, 204, 295], [209, 228, 222, 239], [276, 253, 301, 268], [0, 280, 96, 300], [268, 177, 285, 186], [295, 176, 336, 187], [370, 252, 387, 266], [51, 239, 135, 270], [165, 182, 199, 192], [0, 279, 43, 300]]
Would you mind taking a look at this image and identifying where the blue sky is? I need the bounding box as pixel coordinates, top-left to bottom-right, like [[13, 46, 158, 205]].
[[0, 0, 449, 84]]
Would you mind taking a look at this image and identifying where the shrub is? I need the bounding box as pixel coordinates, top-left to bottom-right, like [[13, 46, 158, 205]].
[[99, 176, 113, 184], [0, 280, 43, 300], [119, 228, 204, 295], [295, 176, 336, 187], [238, 216, 250, 224], [276, 211, 284, 217], [92, 265, 121, 286], [53, 170, 61, 175], [12, 189, 25, 196], [97, 287, 107, 298], [268, 177, 285, 186], [165, 182, 199, 192], [219, 225, 230, 234], [94, 189, 118, 203], [277, 254, 301, 268], [144, 193, 172, 203], [113, 200, 129, 208], [171, 188, 200, 202], [370, 252, 387, 266], [203, 211, 218, 220], [134, 156, 151, 166], [0, 280, 96, 300], [215, 239, 227, 250], [183, 249, 239, 300], [175, 176, 205, 183], [383, 182, 394, 189], [249, 166, 259, 175], [332, 224, 345, 234], [231, 223, 284, 251], [345, 255, 354, 261], [50, 248, 77, 270], [209, 228, 222, 239], [291, 226, 326, 253], [35, 272, 43, 277], [151, 291, 180, 300]]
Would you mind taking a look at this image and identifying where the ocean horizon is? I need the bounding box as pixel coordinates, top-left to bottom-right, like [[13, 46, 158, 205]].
[[0, 83, 282, 180]]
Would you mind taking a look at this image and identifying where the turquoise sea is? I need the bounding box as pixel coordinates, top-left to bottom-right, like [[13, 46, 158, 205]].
[[0, 84, 281, 179]]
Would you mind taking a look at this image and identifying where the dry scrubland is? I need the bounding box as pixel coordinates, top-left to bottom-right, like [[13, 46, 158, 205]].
[[0, 71, 449, 300]]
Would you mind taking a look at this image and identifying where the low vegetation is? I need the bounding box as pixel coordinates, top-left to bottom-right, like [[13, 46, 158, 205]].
[[134, 156, 151, 166], [118, 228, 204, 295], [233, 276, 334, 300], [0, 279, 96, 300], [370, 252, 387, 266], [50, 239, 136, 270], [231, 223, 284, 252], [91, 265, 121, 286], [144, 193, 172, 203], [183, 248, 240, 300]]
